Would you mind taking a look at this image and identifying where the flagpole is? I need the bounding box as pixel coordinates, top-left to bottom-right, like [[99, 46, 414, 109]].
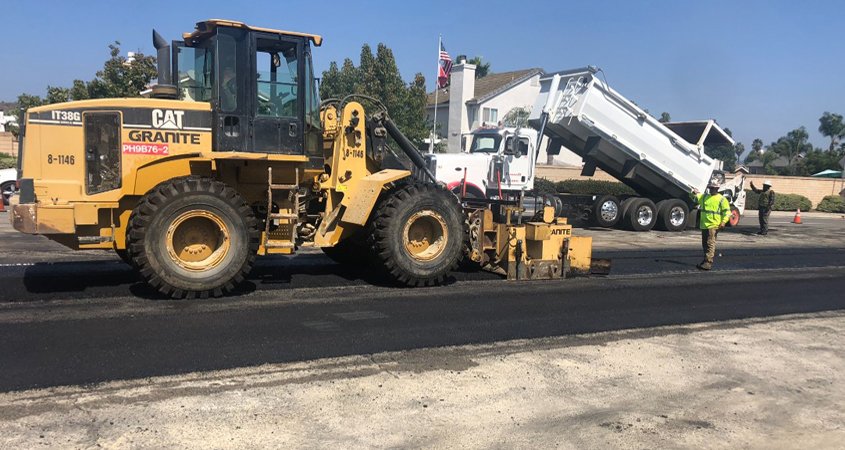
[[429, 34, 441, 154]]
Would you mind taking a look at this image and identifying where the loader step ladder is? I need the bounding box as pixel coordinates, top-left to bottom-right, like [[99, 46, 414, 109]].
[[263, 167, 301, 251]]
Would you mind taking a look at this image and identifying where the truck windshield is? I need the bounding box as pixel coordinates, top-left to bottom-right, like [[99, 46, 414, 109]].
[[469, 134, 502, 153]]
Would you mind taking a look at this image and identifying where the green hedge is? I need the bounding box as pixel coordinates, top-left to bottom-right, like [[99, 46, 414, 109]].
[[533, 178, 636, 197], [0, 154, 16, 170], [816, 195, 845, 213], [744, 189, 812, 211]]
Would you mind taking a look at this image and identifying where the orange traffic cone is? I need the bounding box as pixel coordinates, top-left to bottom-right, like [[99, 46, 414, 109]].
[[792, 208, 802, 224]]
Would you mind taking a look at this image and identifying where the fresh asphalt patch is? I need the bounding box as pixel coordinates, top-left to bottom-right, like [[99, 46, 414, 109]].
[[1, 266, 844, 392]]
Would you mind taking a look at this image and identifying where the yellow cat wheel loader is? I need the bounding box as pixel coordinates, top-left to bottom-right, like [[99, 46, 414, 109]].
[[9, 19, 597, 298]]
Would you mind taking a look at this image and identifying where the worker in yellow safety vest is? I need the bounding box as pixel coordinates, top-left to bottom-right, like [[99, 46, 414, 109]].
[[691, 181, 732, 271]]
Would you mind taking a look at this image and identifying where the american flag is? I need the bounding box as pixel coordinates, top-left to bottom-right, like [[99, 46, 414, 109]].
[[437, 42, 452, 88]]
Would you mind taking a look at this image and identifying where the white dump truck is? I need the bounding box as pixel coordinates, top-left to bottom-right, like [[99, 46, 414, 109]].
[[428, 67, 746, 231], [528, 67, 746, 231]]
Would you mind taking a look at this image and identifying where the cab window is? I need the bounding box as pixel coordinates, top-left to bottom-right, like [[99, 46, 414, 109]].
[[176, 44, 213, 102], [469, 135, 501, 153], [256, 39, 299, 117]]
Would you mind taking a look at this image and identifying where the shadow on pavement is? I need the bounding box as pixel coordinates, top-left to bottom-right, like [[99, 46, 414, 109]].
[[16, 256, 467, 301]]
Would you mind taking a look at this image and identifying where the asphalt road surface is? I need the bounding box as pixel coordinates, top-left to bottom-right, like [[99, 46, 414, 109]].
[[0, 211, 843, 392]]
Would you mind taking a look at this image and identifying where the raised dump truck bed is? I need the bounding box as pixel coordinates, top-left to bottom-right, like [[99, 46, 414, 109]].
[[528, 67, 745, 232], [529, 67, 734, 199]]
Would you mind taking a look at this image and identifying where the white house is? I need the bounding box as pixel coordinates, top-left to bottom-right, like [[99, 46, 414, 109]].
[[426, 63, 581, 166], [0, 111, 17, 133]]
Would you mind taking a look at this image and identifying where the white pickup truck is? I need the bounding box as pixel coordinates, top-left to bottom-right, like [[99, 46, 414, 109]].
[[427, 67, 747, 232]]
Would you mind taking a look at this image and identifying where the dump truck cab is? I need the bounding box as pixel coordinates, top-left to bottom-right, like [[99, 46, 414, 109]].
[[428, 126, 538, 199]]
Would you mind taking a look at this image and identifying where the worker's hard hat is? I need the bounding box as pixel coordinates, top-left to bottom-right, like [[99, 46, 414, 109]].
[[763, 180, 772, 186]]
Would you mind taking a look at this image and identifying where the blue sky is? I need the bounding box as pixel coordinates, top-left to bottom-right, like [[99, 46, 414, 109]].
[[1, 0, 843, 150]]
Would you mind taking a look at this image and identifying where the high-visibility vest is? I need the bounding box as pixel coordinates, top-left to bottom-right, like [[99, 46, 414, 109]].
[[692, 192, 731, 229]]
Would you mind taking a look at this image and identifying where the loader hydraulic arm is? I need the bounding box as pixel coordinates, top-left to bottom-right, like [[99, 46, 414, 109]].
[[370, 111, 437, 183]]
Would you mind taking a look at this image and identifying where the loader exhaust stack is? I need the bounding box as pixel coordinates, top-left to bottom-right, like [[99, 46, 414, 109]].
[[151, 30, 178, 99]]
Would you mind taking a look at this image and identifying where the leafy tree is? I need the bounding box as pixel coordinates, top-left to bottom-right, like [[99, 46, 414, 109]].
[[455, 55, 490, 78], [799, 147, 845, 175], [704, 126, 742, 171], [745, 138, 765, 163], [12, 94, 43, 127], [818, 112, 845, 151], [770, 127, 813, 175], [320, 43, 429, 147], [86, 42, 157, 98], [466, 56, 490, 79], [69, 80, 90, 101], [752, 138, 764, 153], [734, 142, 745, 161], [45, 86, 71, 104], [13, 41, 156, 125], [658, 112, 671, 123], [502, 106, 531, 127], [704, 144, 737, 172]]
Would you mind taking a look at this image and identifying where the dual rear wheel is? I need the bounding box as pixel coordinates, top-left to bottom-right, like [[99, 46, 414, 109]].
[[592, 195, 690, 232]]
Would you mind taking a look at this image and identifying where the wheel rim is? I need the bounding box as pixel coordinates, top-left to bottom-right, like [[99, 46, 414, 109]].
[[730, 209, 740, 226], [669, 206, 686, 227], [403, 210, 448, 262], [600, 201, 618, 222], [636, 205, 653, 226], [166, 210, 231, 271]]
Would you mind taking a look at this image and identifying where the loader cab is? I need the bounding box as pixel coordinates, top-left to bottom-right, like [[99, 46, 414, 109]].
[[173, 20, 323, 166]]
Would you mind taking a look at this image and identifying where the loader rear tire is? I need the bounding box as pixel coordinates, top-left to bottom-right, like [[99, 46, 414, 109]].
[[115, 249, 134, 267], [128, 177, 259, 299], [369, 182, 463, 286]]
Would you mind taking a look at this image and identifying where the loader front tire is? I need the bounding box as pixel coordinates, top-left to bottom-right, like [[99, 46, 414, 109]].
[[369, 182, 463, 286], [128, 177, 259, 299]]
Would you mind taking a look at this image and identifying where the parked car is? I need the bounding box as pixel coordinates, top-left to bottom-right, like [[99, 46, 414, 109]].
[[1, 167, 16, 206]]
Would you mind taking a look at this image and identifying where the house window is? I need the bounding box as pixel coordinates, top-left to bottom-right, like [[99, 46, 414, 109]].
[[482, 107, 498, 125]]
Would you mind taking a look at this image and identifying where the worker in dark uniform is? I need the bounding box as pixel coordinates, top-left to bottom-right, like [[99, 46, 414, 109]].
[[691, 181, 732, 271], [750, 180, 775, 235]]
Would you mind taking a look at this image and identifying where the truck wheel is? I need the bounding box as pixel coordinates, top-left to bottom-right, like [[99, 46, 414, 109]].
[[128, 177, 259, 299], [656, 199, 689, 232], [369, 182, 463, 286], [1, 181, 14, 206], [727, 206, 741, 227], [591, 195, 621, 227], [624, 198, 657, 231]]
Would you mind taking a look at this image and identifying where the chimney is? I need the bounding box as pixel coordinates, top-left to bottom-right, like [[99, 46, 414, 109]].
[[447, 62, 476, 152]]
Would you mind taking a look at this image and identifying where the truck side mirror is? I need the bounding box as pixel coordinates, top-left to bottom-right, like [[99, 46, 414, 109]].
[[503, 139, 516, 156]]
